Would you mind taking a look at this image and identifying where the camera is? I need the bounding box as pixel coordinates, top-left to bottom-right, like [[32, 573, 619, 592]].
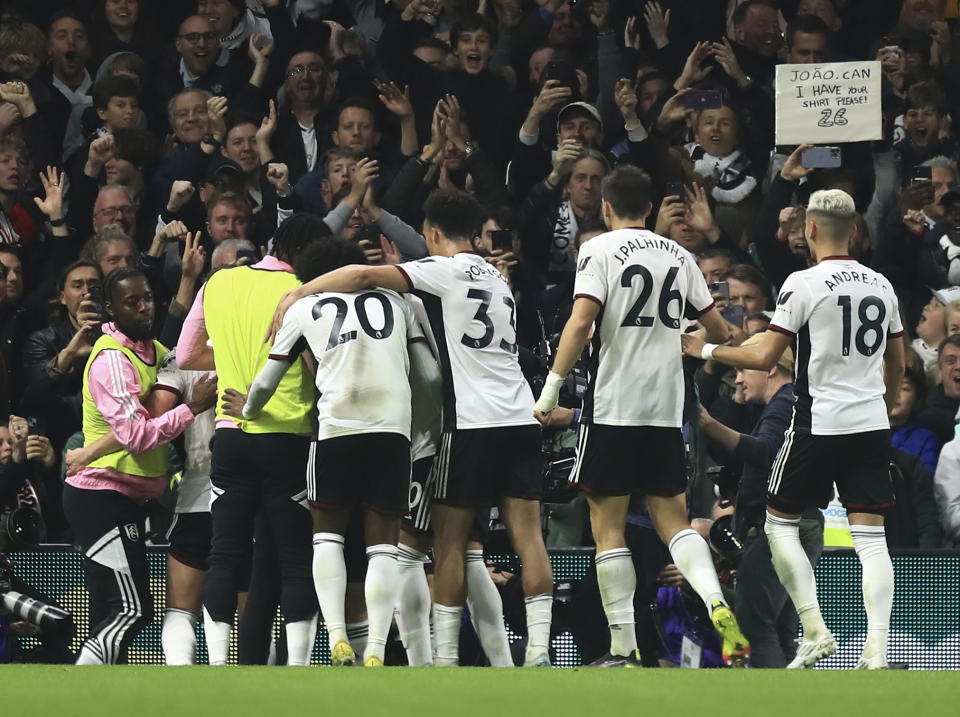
[[0, 508, 75, 642], [531, 312, 589, 501]]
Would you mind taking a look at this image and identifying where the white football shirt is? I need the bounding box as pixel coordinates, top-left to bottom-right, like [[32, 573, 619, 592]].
[[155, 348, 214, 513], [573, 228, 714, 427], [398, 253, 537, 430], [769, 257, 904, 435], [271, 288, 422, 440], [407, 295, 442, 461]]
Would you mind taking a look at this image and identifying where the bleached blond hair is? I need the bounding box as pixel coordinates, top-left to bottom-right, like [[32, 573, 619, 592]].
[[806, 189, 856, 242]]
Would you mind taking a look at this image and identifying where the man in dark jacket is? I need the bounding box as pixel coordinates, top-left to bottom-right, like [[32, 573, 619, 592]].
[[20, 261, 102, 454], [887, 449, 943, 548], [698, 333, 823, 667], [916, 335, 960, 444]]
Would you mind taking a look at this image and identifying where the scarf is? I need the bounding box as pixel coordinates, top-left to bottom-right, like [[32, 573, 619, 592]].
[[220, 9, 271, 51], [685, 142, 757, 205], [549, 201, 579, 277]]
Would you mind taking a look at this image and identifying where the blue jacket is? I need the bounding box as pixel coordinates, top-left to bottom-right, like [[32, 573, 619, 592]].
[[891, 421, 942, 478]]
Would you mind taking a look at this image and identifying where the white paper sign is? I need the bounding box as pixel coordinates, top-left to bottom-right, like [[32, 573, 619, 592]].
[[680, 635, 702, 668], [775, 61, 882, 145]]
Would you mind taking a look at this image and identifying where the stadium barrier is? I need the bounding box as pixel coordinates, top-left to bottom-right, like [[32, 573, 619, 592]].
[[10, 546, 960, 668]]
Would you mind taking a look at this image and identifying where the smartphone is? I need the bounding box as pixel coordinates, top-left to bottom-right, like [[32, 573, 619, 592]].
[[87, 284, 107, 323], [912, 165, 933, 183], [490, 229, 513, 253], [26, 417, 39, 436], [236, 249, 259, 264], [882, 35, 901, 51], [665, 181, 684, 199], [801, 146, 842, 169], [684, 90, 723, 110], [544, 60, 579, 96], [356, 224, 381, 244], [710, 281, 730, 300], [722, 303, 744, 328]]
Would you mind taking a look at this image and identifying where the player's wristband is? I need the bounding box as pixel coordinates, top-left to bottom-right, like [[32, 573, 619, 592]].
[[701, 343, 719, 361]]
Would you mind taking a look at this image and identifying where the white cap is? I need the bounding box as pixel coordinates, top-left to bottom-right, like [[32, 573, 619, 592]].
[[932, 286, 960, 305]]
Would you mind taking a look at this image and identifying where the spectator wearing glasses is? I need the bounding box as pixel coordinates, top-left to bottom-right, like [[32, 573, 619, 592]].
[[270, 50, 331, 185], [68, 128, 160, 251], [157, 16, 271, 126]]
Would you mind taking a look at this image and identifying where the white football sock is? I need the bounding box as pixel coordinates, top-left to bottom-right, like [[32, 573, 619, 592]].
[[465, 549, 513, 667], [765, 513, 829, 639], [433, 603, 463, 666], [285, 613, 318, 666], [523, 594, 553, 665], [851, 524, 893, 660], [162, 608, 197, 665], [595, 548, 638, 657], [202, 606, 231, 665], [668, 528, 725, 608], [396, 544, 433, 666], [347, 621, 369, 661], [365, 544, 399, 663], [312, 533, 348, 646]]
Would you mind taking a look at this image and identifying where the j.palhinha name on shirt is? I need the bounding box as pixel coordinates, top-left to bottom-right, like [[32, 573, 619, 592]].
[[823, 268, 884, 292], [611, 235, 686, 266], [463, 261, 510, 284]]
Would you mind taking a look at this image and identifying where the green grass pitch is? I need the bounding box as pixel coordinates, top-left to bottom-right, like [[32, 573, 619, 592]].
[[3, 666, 959, 716]]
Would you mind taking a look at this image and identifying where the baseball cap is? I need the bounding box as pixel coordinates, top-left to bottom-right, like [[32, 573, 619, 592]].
[[204, 155, 244, 185], [932, 286, 960, 305], [557, 102, 603, 133], [741, 332, 794, 375]]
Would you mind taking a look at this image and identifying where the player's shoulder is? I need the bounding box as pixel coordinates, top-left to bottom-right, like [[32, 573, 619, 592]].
[[159, 347, 180, 373]]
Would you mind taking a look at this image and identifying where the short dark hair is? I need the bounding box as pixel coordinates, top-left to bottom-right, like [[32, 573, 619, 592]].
[[786, 14, 830, 47], [48, 8, 87, 33], [112, 128, 160, 172], [91, 75, 139, 110], [575, 217, 606, 246], [698, 246, 737, 265], [272, 213, 333, 264], [103, 266, 146, 305], [600, 165, 653, 221], [338, 96, 379, 128], [294, 237, 368, 282], [450, 13, 498, 51], [423, 189, 484, 242], [0, 245, 20, 260], [723, 263, 770, 294], [939, 334, 960, 362], [225, 113, 261, 137], [58, 260, 102, 293], [906, 82, 947, 115], [732, 0, 778, 26]]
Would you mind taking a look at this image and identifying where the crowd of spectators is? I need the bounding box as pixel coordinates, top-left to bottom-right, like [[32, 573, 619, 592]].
[[3, 0, 960, 662]]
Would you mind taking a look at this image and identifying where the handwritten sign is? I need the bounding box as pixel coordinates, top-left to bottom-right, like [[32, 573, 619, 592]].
[[775, 61, 882, 145]]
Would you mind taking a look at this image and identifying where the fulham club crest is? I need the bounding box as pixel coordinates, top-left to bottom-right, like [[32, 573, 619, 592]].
[[123, 523, 140, 542]]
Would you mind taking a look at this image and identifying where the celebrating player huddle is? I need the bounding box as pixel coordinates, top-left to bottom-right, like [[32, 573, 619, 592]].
[[70, 171, 900, 671]]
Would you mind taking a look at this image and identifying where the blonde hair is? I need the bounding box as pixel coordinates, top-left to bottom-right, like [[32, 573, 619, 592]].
[[0, 21, 47, 64], [807, 189, 856, 241], [945, 300, 960, 334]]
